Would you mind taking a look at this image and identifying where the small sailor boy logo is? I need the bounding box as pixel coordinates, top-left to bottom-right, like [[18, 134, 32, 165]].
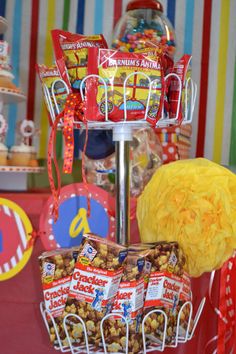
[[91, 288, 104, 311], [122, 302, 132, 323]]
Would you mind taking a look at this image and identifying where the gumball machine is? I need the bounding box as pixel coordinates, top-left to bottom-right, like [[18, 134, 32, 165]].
[[112, 0, 176, 57]]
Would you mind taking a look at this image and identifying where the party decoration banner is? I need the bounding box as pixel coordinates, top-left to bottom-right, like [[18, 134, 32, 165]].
[[39, 183, 116, 250], [0, 198, 33, 281]]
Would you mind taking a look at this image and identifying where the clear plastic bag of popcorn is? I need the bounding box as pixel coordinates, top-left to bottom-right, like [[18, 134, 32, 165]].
[[85, 128, 162, 198], [64, 234, 128, 347], [143, 306, 178, 345], [141, 241, 186, 276], [39, 248, 78, 346]]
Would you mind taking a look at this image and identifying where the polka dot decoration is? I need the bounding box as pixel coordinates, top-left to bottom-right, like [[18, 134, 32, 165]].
[[63, 93, 81, 174]]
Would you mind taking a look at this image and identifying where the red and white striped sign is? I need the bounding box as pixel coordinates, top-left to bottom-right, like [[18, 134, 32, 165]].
[[0, 198, 33, 281]]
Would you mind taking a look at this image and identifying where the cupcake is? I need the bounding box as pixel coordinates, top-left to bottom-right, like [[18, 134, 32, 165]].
[[29, 145, 37, 160], [0, 142, 8, 165], [0, 41, 22, 94], [28, 145, 39, 167], [9, 143, 32, 166]]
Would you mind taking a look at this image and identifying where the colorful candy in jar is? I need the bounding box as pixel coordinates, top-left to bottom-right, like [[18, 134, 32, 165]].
[[112, 0, 176, 57]]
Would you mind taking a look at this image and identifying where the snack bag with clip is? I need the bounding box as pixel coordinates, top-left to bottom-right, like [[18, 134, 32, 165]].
[[39, 249, 78, 346], [104, 254, 146, 353], [36, 64, 68, 125], [142, 242, 186, 345], [167, 54, 192, 121], [85, 48, 164, 123], [64, 234, 128, 347], [51, 29, 108, 91]]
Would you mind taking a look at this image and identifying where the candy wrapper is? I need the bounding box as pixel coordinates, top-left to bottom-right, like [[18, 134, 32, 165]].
[[85, 128, 162, 198], [36, 64, 68, 124], [51, 30, 107, 91], [167, 54, 192, 120], [137, 158, 236, 277], [85, 48, 164, 123], [104, 254, 146, 353], [39, 249, 78, 346], [64, 234, 128, 347]]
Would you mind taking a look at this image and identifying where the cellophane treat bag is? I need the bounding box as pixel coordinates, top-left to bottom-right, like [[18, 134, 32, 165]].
[[64, 234, 128, 347], [104, 253, 147, 353], [85, 48, 164, 123], [141, 242, 186, 345], [51, 30, 107, 91], [85, 127, 162, 198], [36, 64, 68, 124], [39, 249, 78, 346]]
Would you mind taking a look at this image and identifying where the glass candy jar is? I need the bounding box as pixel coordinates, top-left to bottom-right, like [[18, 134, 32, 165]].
[[112, 0, 176, 57]]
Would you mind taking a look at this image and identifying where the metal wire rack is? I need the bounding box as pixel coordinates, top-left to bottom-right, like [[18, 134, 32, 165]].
[[40, 70, 202, 354], [40, 297, 205, 353]]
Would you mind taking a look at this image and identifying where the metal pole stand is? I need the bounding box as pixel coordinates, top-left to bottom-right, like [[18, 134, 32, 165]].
[[113, 124, 133, 246]]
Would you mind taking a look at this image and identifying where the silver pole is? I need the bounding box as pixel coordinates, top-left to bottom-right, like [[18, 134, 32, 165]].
[[115, 140, 130, 245]]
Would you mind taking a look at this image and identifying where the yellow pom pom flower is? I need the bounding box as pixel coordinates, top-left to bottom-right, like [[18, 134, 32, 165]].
[[137, 158, 236, 277]]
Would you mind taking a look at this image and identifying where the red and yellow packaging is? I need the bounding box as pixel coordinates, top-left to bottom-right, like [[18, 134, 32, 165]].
[[51, 30, 107, 91], [36, 64, 68, 124], [167, 54, 192, 120], [85, 48, 164, 123]]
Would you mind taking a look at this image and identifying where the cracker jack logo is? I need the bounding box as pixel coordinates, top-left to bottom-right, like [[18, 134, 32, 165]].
[[43, 262, 55, 277], [80, 243, 97, 261], [91, 288, 104, 311]]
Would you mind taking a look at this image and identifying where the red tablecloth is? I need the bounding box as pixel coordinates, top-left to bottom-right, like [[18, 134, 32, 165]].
[[0, 192, 220, 354]]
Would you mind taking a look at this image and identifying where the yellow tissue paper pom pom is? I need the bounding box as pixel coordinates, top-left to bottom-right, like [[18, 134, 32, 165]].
[[137, 158, 236, 277]]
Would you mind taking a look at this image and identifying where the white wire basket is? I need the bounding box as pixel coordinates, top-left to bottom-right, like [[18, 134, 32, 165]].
[[40, 62, 201, 354], [40, 297, 205, 354], [43, 71, 197, 131]]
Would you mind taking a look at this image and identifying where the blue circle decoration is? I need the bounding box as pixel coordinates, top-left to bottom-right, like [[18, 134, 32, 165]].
[[52, 196, 109, 248], [40, 183, 116, 250]]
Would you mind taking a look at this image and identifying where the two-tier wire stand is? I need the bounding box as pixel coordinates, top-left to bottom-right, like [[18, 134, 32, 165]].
[[41, 72, 205, 353]]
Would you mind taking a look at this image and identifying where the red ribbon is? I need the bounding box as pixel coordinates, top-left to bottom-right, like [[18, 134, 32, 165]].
[[205, 255, 236, 353], [47, 94, 83, 221], [81, 121, 91, 217], [47, 112, 63, 221], [26, 230, 45, 250], [63, 93, 82, 174], [217, 254, 236, 353]]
